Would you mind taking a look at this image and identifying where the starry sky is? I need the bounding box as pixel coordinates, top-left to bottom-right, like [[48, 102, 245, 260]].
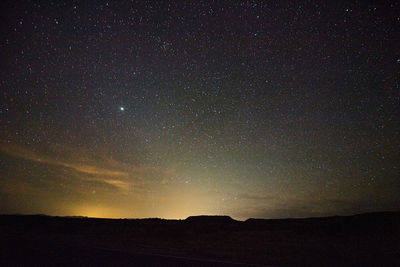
[[0, 1, 399, 220]]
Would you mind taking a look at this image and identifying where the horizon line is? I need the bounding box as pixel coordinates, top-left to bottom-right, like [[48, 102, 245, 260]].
[[1, 210, 399, 221]]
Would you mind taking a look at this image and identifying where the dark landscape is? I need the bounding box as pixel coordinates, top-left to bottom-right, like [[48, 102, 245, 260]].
[[1, 211, 399, 266]]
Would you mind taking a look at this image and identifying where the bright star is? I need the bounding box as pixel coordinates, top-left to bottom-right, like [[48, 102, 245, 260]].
[[120, 107, 124, 111]]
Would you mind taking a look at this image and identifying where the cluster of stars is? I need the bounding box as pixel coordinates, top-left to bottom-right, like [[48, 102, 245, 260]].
[[0, 1, 398, 219]]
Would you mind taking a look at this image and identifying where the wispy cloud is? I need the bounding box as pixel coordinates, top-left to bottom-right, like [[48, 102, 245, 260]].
[[0, 143, 176, 195], [89, 178, 133, 194], [0, 144, 129, 177]]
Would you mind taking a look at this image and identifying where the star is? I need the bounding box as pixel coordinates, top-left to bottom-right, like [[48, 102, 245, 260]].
[[0, 0, 397, 221]]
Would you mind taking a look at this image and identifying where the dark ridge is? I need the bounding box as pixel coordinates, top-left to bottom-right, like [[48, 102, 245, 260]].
[[1, 210, 399, 222], [185, 215, 236, 223], [1, 211, 399, 266], [245, 210, 400, 223]]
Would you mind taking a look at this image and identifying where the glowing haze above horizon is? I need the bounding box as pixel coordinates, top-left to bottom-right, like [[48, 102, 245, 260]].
[[1, 1, 399, 220]]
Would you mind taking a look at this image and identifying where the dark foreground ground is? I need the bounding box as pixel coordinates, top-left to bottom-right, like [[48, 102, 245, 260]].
[[1, 212, 399, 266]]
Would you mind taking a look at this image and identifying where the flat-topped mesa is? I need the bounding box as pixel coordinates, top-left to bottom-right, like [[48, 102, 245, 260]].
[[185, 215, 236, 223]]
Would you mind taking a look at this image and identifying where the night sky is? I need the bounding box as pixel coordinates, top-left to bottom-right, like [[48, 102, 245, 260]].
[[1, 1, 399, 220]]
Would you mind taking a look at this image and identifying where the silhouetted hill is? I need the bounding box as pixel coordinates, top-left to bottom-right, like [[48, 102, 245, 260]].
[[185, 215, 236, 223], [1, 211, 399, 266]]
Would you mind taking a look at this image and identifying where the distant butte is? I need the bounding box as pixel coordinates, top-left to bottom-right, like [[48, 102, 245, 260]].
[[185, 215, 236, 223]]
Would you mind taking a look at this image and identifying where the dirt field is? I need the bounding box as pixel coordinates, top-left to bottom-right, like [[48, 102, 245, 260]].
[[1, 212, 399, 266]]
